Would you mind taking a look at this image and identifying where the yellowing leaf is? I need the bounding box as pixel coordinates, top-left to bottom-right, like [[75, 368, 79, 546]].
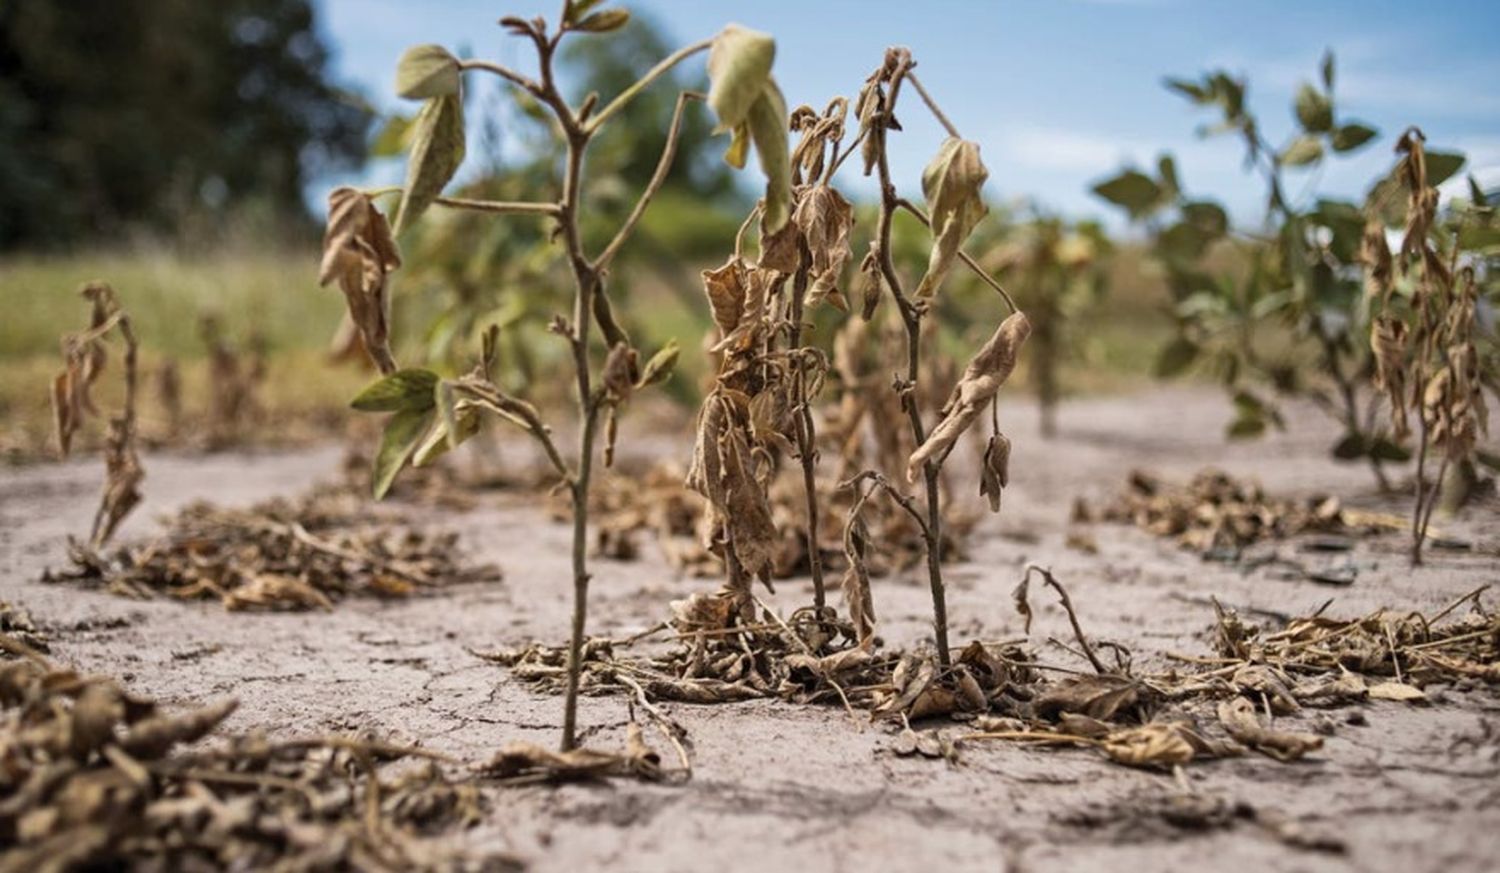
[[916, 138, 988, 297], [747, 81, 792, 233], [707, 25, 775, 131], [373, 407, 434, 500], [395, 44, 461, 100]]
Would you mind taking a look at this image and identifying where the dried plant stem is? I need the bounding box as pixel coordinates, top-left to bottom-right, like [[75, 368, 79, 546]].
[[871, 61, 951, 666], [433, 196, 561, 216], [788, 255, 827, 610], [1025, 565, 1109, 675], [905, 72, 961, 140], [596, 90, 703, 271], [584, 39, 712, 133]]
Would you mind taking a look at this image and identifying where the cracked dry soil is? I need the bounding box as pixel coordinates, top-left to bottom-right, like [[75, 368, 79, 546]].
[[3, 386, 1498, 873]]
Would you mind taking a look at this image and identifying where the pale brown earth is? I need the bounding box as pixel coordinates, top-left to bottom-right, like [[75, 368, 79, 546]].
[[3, 386, 1498, 873]]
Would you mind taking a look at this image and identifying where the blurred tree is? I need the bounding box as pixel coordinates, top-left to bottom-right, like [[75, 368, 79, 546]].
[[0, 0, 369, 248]]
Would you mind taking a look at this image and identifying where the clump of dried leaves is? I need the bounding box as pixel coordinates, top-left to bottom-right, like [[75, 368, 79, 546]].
[[44, 485, 499, 611], [0, 632, 517, 872], [1084, 468, 1364, 556]]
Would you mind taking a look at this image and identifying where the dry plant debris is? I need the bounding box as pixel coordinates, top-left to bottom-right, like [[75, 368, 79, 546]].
[[0, 630, 518, 873], [43, 485, 499, 610], [1085, 468, 1379, 555], [484, 568, 1497, 779], [51, 281, 144, 548]]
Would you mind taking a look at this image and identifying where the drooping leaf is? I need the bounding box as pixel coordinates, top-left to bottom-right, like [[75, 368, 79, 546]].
[[793, 185, 854, 309], [1331, 122, 1377, 153], [746, 81, 792, 233], [637, 340, 680, 388], [1281, 134, 1324, 167], [370, 114, 414, 157], [1423, 150, 1465, 187], [351, 369, 439, 412], [907, 312, 1030, 481], [706, 24, 775, 131], [395, 45, 461, 100], [372, 407, 435, 499], [1294, 84, 1332, 133], [915, 137, 988, 297], [396, 94, 465, 236]]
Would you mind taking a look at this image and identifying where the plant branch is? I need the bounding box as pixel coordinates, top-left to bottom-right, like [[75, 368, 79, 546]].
[[585, 39, 713, 134], [459, 59, 543, 97], [434, 196, 561, 216], [595, 91, 704, 271], [788, 251, 827, 610], [905, 72, 961, 139], [894, 198, 1018, 314]]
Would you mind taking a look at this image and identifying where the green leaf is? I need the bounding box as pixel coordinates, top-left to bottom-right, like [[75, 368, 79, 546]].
[[1157, 154, 1180, 198], [1092, 170, 1164, 219], [395, 45, 461, 100], [1294, 84, 1332, 133], [746, 80, 792, 233], [1331, 122, 1376, 152], [1153, 337, 1199, 378], [1321, 50, 1335, 91], [573, 9, 630, 32], [1424, 150, 1465, 187], [564, 0, 607, 24], [637, 340, 680, 388], [915, 137, 989, 297], [1181, 201, 1228, 238], [1370, 437, 1411, 462], [396, 94, 465, 236], [372, 408, 435, 499], [1331, 432, 1368, 460], [707, 25, 775, 131], [351, 369, 440, 412], [1158, 221, 1211, 262], [1280, 134, 1324, 167], [1164, 76, 1209, 103], [414, 406, 479, 467], [1227, 413, 1266, 439]]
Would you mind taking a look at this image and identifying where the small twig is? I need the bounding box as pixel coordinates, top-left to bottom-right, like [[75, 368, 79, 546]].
[[595, 91, 704, 271], [905, 71, 960, 139], [1026, 565, 1110, 675], [433, 196, 561, 216], [585, 39, 713, 133]]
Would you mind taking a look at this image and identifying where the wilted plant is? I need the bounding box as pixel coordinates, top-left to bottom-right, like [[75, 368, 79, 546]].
[[51, 281, 143, 548], [1093, 54, 1420, 488], [1363, 129, 1495, 563], [682, 47, 1027, 665], [319, 3, 786, 752]]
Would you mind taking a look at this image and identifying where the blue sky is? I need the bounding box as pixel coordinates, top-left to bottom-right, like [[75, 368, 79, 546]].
[[316, 0, 1500, 225]]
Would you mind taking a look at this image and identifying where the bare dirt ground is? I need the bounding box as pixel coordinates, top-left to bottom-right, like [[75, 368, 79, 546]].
[[3, 386, 1498, 873]]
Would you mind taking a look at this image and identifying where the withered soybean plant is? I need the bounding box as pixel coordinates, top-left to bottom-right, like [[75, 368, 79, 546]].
[[1364, 130, 1494, 563], [51, 282, 144, 548], [688, 48, 1028, 666], [318, 4, 789, 751]]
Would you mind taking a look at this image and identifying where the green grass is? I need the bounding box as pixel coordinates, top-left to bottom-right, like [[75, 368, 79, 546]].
[[0, 245, 363, 458]]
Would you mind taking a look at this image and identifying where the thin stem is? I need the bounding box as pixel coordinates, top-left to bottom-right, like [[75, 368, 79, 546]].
[[434, 196, 561, 216], [585, 39, 713, 134], [871, 62, 952, 667], [788, 253, 826, 610], [459, 59, 543, 97], [595, 91, 704, 271], [905, 72, 961, 139], [894, 198, 1018, 314]]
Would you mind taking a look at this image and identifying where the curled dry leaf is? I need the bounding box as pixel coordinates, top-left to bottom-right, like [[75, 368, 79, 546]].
[[915, 137, 989, 298], [979, 431, 1011, 513], [1032, 674, 1145, 722], [685, 395, 778, 580], [320, 187, 403, 374], [1217, 697, 1323, 762], [1099, 722, 1227, 769], [478, 725, 663, 784], [701, 256, 771, 354], [793, 184, 854, 310], [907, 311, 1031, 482]]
